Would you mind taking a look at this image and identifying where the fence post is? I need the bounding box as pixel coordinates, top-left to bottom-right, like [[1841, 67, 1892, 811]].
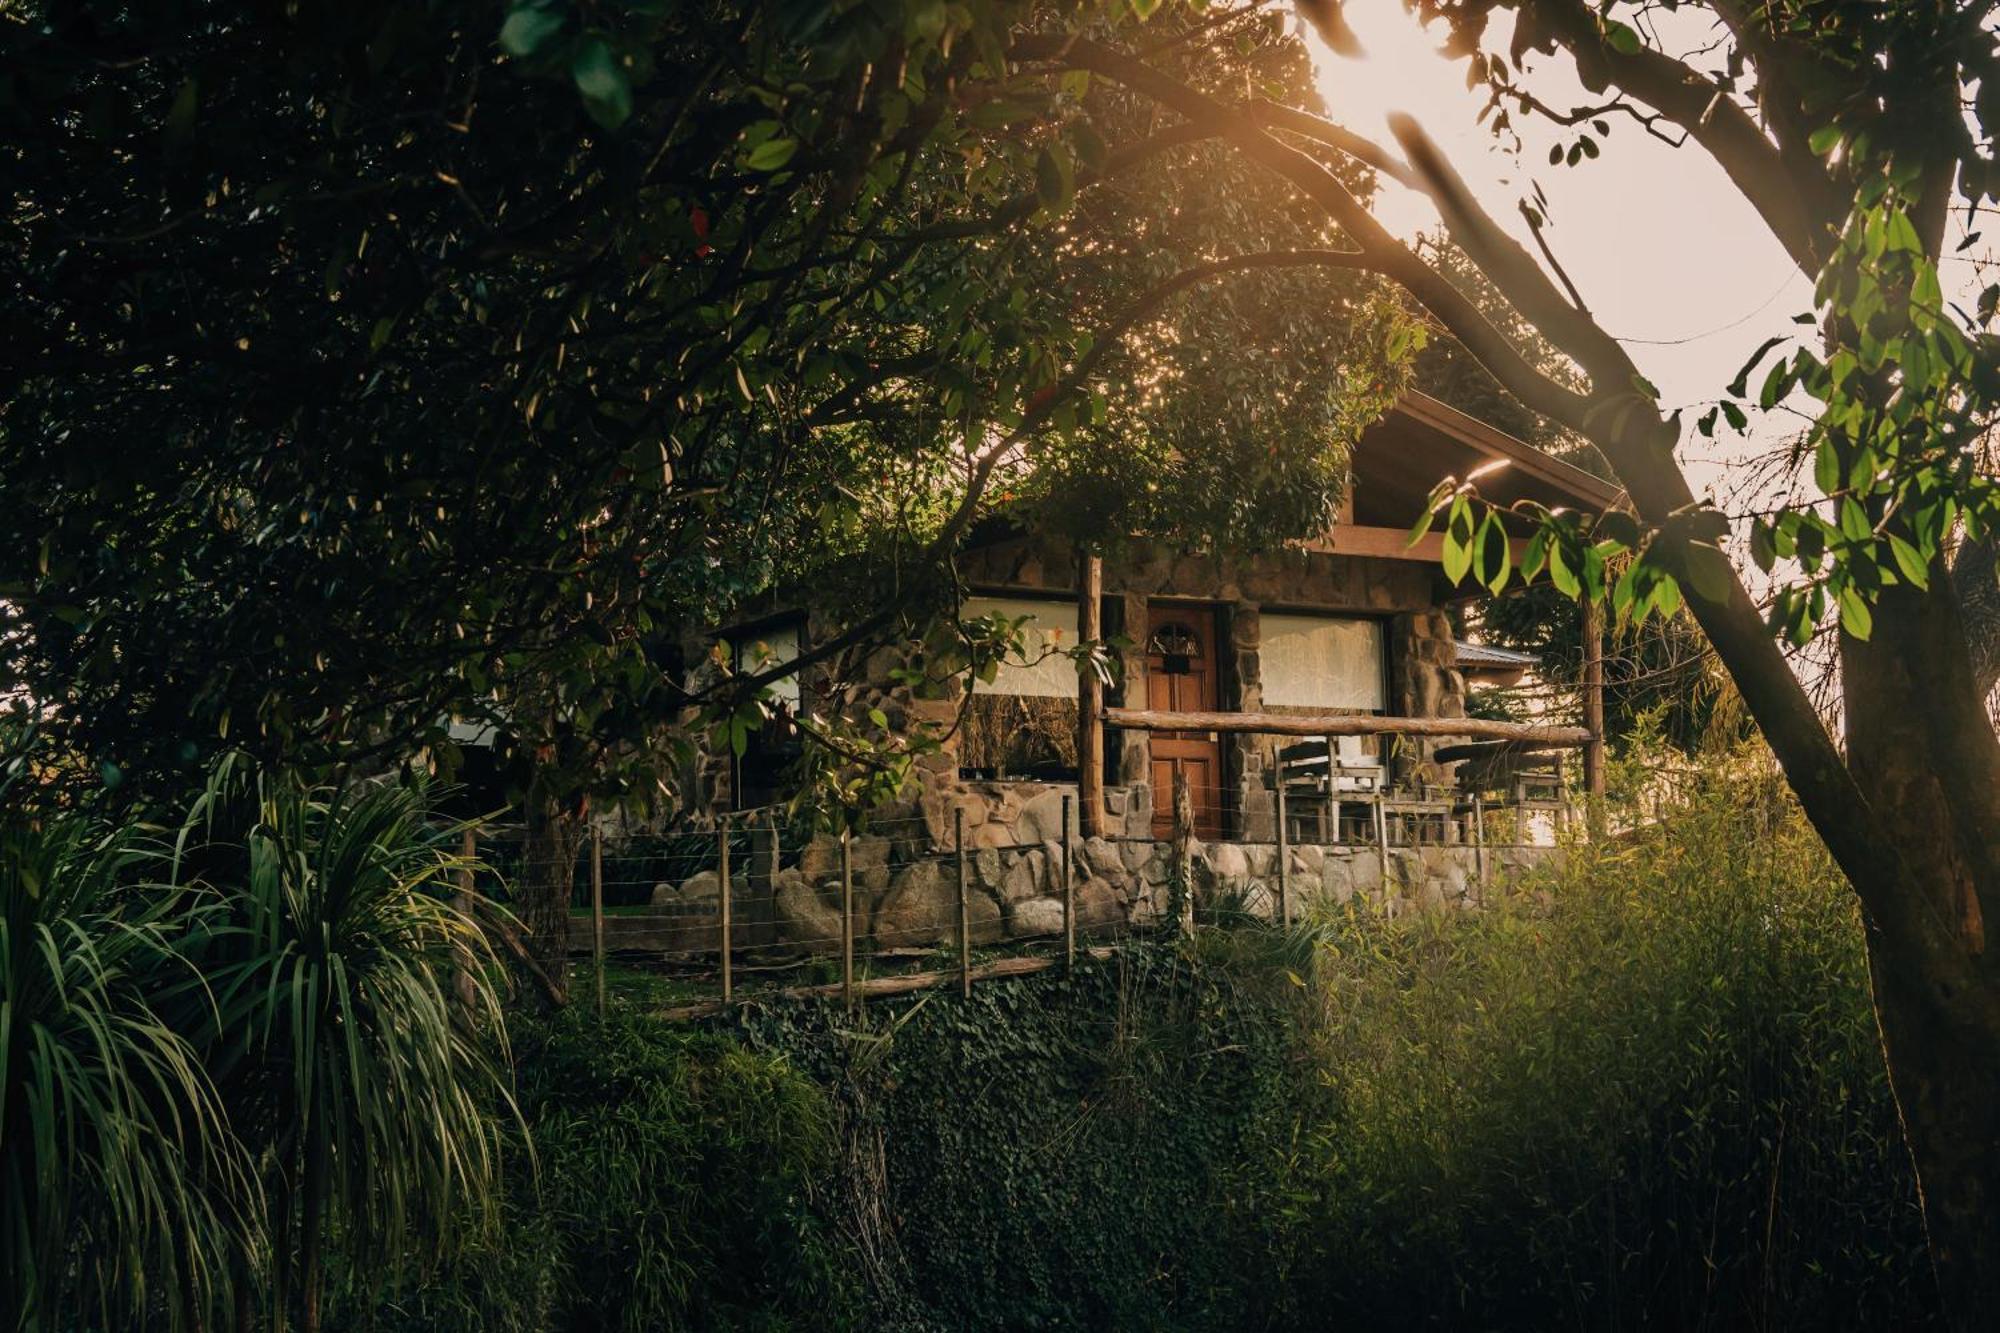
[[1062, 794, 1076, 969], [1373, 792, 1391, 909], [1172, 762, 1194, 935], [1275, 783, 1290, 927], [956, 807, 971, 999], [718, 823, 733, 1002], [1471, 792, 1487, 901], [841, 831, 855, 1013], [590, 824, 606, 1019], [454, 828, 477, 1010]]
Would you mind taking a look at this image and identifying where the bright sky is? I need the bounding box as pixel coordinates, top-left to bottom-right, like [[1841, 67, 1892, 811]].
[[1300, 3, 1985, 511]]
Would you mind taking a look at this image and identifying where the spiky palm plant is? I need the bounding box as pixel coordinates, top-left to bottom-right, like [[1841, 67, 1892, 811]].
[[0, 811, 253, 1333], [178, 767, 515, 1333]]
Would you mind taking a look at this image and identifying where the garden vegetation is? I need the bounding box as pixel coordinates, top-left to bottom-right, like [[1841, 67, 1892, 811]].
[[7, 751, 1914, 1330]]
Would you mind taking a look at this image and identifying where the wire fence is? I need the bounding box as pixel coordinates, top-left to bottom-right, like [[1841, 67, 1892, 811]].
[[464, 761, 1601, 1017]]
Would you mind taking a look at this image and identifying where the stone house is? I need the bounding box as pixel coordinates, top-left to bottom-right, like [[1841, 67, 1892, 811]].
[[644, 391, 1617, 954]]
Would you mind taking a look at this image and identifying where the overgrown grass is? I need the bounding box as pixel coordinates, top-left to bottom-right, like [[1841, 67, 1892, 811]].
[[377, 1011, 854, 1333], [387, 758, 1936, 1330], [1284, 758, 1934, 1328]]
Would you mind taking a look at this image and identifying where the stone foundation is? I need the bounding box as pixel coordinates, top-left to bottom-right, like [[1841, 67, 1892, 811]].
[[609, 833, 1558, 956]]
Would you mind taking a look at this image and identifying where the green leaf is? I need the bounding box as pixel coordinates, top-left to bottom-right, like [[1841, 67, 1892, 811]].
[[1682, 541, 1732, 604], [1035, 145, 1075, 213], [1837, 586, 1874, 639], [499, 6, 564, 57], [1887, 533, 1931, 589], [1838, 496, 1871, 543], [746, 137, 799, 171], [1749, 521, 1777, 573], [1728, 336, 1786, 397], [571, 38, 632, 129], [1547, 539, 1579, 598], [1603, 19, 1641, 54], [1807, 124, 1842, 156]]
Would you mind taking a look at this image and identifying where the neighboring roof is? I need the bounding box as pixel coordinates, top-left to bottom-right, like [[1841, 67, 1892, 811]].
[[1453, 640, 1540, 670], [1352, 390, 1624, 527]]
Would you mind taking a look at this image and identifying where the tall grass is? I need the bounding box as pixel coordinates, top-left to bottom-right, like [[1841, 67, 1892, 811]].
[[1286, 754, 1935, 1328], [0, 813, 252, 1333], [170, 763, 516, 1332], [0, 759, 517, 1333]]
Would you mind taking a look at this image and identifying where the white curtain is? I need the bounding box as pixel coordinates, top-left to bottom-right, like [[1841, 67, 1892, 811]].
[[962, 595, 1081, 698], [1260, 614, 1386, 711], [733, 621, 801, 708]]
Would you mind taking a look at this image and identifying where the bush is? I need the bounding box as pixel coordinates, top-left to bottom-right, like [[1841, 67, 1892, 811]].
[[382, 1009, 853, 1332], [1287, 759, 1937, 1328], [730, 937, 1321, 1332], [712, 760, 1936, 1331]]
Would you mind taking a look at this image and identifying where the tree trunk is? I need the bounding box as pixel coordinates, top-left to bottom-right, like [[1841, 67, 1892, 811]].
[[1839, 580, 2000, 1327], [1866, 936, 2000, 1323], [518, 779, 584, 1008], [299, 1129, 326, 1333]]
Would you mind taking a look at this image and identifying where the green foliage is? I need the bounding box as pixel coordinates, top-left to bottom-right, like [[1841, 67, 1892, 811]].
[[731, 942, 1315, 1331], [167, 762, 515, 1324], [376, 1010, 851, 1333], [0, 0, 1410, 823], [0, 759, 516, 1331], [0, 811, 251, 1333], [710, 771, 1929, 1330], [1290, 760, 1935, 1327]]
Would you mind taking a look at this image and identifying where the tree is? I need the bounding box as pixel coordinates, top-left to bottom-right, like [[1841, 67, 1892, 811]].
[[1003, 1, 2000, 1320], [0, 0, 1409, 992]]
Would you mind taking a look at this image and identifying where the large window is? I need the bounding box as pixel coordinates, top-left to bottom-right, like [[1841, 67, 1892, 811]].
[[962, 596, 1080, 698], [729, 620, 801, 710], [959, 595, 1080, 779], [1260, 614, 1386, 712]]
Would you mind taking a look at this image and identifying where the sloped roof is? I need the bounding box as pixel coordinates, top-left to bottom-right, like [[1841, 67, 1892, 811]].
[[1453, 640, 1540, 670], [1352, 390, 1623, 526]]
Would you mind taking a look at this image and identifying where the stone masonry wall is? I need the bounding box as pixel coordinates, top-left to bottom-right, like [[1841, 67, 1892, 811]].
[[615, 824, 1558, 956]]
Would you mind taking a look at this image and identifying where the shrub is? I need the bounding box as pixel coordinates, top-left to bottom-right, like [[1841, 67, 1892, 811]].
[[0, 811, 252, 1333], [383, 1009, 852, 1332], [1287, 759, 1937, 1328]]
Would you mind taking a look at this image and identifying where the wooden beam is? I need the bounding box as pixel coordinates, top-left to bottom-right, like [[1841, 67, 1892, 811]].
[[1105, 705, 1592, 745], [1077, 552, 1106, 836], [652, 948, 1119, 1022], [1299, 524, 1531, 565]]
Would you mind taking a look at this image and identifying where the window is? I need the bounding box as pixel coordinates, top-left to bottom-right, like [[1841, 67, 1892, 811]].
[[1260, 614, 1386, 711], [961, 595, 1080, 698], [959, 595, 1080, 779], [729, 620, 801, 710]]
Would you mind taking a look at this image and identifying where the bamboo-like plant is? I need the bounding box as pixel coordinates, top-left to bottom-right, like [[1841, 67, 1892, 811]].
[[176, 766, 515, 1332], [0, 811, 252, 1333]]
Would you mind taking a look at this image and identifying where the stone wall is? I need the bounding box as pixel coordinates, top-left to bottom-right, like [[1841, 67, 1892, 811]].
[[612, 828, 1558, 956]]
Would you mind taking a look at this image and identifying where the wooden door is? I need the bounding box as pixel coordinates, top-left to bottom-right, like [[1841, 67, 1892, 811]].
[[1146, 605, 1226, 839]]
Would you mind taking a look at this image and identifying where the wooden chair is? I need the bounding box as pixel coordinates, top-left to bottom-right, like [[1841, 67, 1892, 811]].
[[1274, 736, 1385, 844]]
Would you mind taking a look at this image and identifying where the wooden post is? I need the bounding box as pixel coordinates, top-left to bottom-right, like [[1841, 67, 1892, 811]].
[[1582, 595, 1606, 817], [454, 828, 477, 1010], [840, 831, 855, 1013], [956, 808, 971, 998], [590, 824, 606, 1019], [1275, 783, 1290, 927], [1472, 793, 1487, 897], [1061, 794, 1076, 969], [717, 824, 733, 1002], [1172, 762, 1195, 935], [1373, 792, 1391, 905], [1325, 733, 1339, 844], [1077, 551, 1106, 838]]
